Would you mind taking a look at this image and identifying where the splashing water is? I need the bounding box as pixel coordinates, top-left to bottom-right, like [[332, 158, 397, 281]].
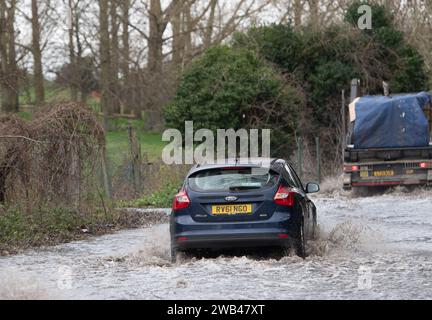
[[0, 269, 54, 300]]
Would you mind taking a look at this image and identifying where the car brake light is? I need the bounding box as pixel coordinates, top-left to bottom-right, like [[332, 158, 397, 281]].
[[274, 185, 295, 207], [173, 188, 190, 210]]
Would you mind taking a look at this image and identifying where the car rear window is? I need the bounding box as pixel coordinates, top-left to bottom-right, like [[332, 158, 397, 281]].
[[188, 167, 280, 193]]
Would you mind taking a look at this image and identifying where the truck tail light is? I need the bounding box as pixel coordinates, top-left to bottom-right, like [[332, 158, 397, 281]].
[[344, 165, 360, 172], [420, 162, 432, 169]]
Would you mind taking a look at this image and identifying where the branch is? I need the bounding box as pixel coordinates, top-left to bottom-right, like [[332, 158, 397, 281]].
[[0, 136, 43, 144]]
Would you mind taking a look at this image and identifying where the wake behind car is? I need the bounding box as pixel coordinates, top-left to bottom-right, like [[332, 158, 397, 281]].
[[170, 159, 320, 262]]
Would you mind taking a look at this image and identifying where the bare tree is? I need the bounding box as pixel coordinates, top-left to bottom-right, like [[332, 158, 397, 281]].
[[67, 0, 78, 101], [0, 0, 19, 113], [120, 0, 130, 84], [148, 0, 189, 74], [293, 0, 304, 29], [109, 0, 120, 113], [31, 0, 45, 104], [99, 0, 112, 122], [120, 0, 132, 113], [307, 0, 319, 29]]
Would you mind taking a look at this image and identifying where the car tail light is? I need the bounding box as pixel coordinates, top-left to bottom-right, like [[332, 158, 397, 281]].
[[274, 185, 295, 207], [173, 188, 190, 210]]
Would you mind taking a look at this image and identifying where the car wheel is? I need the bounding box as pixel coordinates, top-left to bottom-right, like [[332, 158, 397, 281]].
[[295, 219, 306, 259]]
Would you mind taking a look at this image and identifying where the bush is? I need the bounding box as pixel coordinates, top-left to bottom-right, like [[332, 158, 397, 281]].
[[228, 8, 428, 171], [345, 1, 428, 92], [165, 45, 305, 157], [233, 24, 303, 76]]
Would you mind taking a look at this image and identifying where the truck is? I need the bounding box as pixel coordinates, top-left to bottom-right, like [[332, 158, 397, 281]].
[[342, 79, 432, 191]]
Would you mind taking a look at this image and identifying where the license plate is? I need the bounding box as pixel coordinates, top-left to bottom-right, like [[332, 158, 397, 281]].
[[212, 204, 253, 215], [373, 170, 395, 177]]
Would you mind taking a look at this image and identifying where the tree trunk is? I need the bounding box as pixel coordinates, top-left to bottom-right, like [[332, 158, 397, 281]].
[[68, 0, 78, 101], [31, 0, 45, 105], [71, 4, 88, 105], [0, 0, 19, 113], [99, 0, 112, 120], [148, 0, 164, 74], [308, 0, 319, 30], [0, 0, 8, 100], [293, 0, 303, 30], [183, 3, 193, 63], [204, 0, 217, 48], [121, 0, 132, 114], [171, 1, 183, 69], [109, 0, 120, 114], [121, 0, 130, 83]]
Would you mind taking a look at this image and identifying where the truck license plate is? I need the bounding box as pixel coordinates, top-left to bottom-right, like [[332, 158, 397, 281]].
[[373, 170, 395, 177]]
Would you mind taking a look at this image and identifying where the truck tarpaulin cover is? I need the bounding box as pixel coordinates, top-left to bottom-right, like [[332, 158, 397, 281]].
[[352, 92, 431, 149]]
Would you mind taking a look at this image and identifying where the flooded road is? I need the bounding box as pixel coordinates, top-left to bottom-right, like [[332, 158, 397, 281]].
[[1, 188, 431, 300]]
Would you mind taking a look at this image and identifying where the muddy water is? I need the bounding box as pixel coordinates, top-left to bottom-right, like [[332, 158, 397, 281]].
[[1, 189, 431, 300]]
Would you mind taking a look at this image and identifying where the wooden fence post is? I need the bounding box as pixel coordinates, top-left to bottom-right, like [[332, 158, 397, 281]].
[[128, 123, 142, 195], [101, 145, 112, 200], [297, 137, 303, 180]]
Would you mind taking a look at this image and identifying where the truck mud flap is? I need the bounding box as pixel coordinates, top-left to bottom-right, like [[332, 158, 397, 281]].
[[343, 173, 352, 190]]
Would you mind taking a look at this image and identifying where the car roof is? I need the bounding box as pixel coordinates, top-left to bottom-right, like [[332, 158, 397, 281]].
[[187, 158, 286, 177]]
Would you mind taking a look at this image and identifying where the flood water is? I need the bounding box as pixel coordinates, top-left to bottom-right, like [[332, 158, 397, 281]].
[[1, 188, 432, 300]]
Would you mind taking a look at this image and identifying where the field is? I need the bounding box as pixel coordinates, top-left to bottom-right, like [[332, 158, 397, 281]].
[[106, 129, 165, 164]]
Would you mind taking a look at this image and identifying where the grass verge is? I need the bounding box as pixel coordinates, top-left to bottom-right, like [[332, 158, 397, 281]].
[[117, 183, 179, 209], [0, 205, 148, 256]]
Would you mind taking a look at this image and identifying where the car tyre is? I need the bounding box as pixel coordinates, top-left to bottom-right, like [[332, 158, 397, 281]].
[[295, 219, 306, 259], [312, 213, 318, 240]]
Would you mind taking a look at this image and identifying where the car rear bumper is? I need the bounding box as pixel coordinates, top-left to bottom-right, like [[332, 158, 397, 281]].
[[171, 212, 295, 250], [174, 232, 291, 250]]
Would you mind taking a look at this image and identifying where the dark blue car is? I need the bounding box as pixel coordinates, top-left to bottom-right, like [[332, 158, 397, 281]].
[[170, 159, 320, 262]]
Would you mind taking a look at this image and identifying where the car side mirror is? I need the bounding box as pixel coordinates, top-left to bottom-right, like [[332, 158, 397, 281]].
[[306, 183, 320, 194]]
